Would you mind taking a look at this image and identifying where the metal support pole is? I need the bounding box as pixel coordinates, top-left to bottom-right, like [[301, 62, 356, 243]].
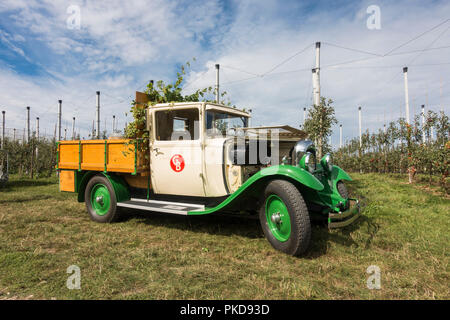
[[312, 42, 321, 106], [303, 107, 306, 127], [113, 115, 116, 132], [421, 105, 425, 143], [339, 124, 343, 148], [215, 64, 220, 103], [26, 106, 30, 143], [96, 91, 100, 139], [35, 117, 39, 160], [1, 111, 5, 150], [36, 117, 39, 141], [57, 100, 62, 141], [72, 117, 76, 140], [358, 107, 362, 149], [403, 67, 410, 124]]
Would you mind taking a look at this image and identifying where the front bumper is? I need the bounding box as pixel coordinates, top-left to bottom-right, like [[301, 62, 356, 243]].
[[328, 198, 361, 229]]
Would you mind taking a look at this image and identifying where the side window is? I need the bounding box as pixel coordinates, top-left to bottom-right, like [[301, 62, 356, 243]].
[[155, 109, 200, 141]]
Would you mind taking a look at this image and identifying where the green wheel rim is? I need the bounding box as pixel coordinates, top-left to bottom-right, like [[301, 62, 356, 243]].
[[265, 194, 291, 242], [90, 183, 111, 216]]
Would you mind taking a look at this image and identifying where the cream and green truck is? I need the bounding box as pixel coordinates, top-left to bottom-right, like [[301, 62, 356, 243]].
[[57, 100, 360, 256]]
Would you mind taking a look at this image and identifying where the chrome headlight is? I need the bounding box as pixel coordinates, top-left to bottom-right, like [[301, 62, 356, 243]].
[[320, 153, 333, 172], [292, 140, 315, 166], [300, 152, 316, 172]]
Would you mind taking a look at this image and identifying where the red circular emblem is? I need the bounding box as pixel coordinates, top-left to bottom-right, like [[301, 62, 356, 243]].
[[170, 154, 185, 172]]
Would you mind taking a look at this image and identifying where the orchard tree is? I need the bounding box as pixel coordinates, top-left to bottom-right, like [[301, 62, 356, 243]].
[[125, 60, 230, 140], [124, 60, 231, 168], [303, 97, 337, 159]]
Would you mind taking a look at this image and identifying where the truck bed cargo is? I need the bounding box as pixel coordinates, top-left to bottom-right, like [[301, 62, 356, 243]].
[[57, 139, 145, 174]]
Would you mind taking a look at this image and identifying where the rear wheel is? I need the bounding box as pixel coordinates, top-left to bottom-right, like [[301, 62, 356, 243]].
[[259, 180, 311, 256], [85, 175, 120, 223]]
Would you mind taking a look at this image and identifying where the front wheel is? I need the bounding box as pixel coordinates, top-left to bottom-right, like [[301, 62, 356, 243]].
[[337, 181, 349, 210], [259, 180, 311, 256], [85, 175, 121, 223]]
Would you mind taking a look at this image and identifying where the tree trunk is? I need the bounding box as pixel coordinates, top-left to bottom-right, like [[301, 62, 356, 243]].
[[408, 166, 416, 184]]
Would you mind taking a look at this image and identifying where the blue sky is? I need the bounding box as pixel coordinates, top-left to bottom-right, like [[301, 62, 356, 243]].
[[0, 0, 449, 143]]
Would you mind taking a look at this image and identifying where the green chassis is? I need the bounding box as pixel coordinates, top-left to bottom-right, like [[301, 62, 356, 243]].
[[73, 164, 360, 229], [187, 164, 360, 229]]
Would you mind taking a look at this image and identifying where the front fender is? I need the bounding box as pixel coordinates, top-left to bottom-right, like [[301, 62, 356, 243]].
[[259, 165, 324, 191], [189, 165, 323, 215], [331, 165, 352, 188]]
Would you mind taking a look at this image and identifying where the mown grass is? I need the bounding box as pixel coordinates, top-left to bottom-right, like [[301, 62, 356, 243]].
[[0, 173, 448, 300]]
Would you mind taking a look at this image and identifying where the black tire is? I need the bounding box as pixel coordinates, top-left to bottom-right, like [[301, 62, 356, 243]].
[[337, 181, 349, 209], [84, 174, 121, 223], [259, 180, 311, 256], [337, 181, 349, 198]]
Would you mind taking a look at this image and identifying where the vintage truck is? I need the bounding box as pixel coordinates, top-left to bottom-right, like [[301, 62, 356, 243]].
[[57, 98, 360, 256]]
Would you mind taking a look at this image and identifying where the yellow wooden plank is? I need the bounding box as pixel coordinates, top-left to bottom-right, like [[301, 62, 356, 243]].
[[59, 170, 75, 192]]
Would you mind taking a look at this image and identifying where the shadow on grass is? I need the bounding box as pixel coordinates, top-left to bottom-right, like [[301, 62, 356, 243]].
[[119, 207, 373, 258], [120, 208, 264, 239], [0, 194, 53, 204], [1, 179, 55, 190], [306, 214, 377, 258]]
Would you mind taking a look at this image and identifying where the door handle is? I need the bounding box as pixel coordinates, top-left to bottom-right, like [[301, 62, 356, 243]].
[[153, 147, 164, 155]]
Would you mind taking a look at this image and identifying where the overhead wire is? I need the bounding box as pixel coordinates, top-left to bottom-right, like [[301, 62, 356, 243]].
[[262, 43, 314, 76], [383, 18, 450, 56]]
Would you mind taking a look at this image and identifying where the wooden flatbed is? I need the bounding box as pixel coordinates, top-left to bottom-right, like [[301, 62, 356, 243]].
[[57, 139, 145, 173]]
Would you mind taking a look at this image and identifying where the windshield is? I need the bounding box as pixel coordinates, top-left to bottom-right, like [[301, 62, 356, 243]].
[[206, 110, 248, 136]]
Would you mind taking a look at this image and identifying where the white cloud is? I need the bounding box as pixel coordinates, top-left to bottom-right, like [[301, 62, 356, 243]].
[[183, 0, 450, 143], [0, 0, 449, 146]]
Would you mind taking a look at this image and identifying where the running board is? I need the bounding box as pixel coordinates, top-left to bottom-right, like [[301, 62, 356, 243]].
[[117, 198, 205, 215]]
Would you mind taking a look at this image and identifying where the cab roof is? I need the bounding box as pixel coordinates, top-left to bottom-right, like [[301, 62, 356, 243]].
[[151, 102, 250, 117]]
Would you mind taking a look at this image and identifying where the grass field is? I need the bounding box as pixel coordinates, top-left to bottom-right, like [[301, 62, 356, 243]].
[[0, 173, 448, 300]]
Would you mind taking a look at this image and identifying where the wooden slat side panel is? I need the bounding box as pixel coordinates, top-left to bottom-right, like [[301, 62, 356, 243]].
[[81, 142, 104, 171], [60, 170, 75, 192], [58, 139, 143, 174], [107, 142, 135, 173], [59, 143, 79, 169]]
